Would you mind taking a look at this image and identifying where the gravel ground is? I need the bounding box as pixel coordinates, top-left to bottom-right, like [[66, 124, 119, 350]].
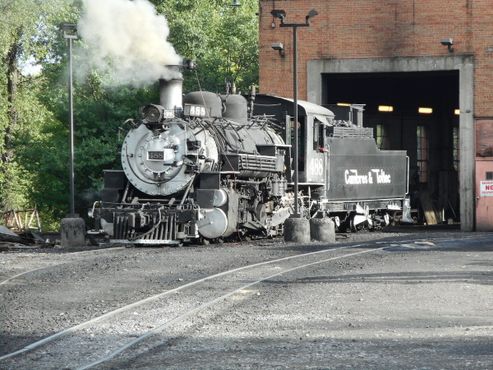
[[0, 232, 396, 355], [1, 228, 492, 369]]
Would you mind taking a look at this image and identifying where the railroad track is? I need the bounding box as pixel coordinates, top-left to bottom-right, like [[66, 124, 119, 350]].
[[0, 241, 399, 370], [1, 234, 487, 369]]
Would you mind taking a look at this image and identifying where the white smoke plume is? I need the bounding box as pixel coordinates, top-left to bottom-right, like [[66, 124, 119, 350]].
[[77, 0, 181, 86]]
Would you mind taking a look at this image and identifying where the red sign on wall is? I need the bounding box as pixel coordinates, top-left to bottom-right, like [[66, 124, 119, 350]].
[[480, 180, 493, 197]]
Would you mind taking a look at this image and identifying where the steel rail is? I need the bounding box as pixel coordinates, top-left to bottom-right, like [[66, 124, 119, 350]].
[[2, 234, 481, 366], [1, 234, 479, 288], [0, 243, 365, 362], [78, 246, 390, 370]]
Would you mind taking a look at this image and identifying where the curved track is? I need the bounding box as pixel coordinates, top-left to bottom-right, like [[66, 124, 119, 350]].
[[3, 234, 490, 369], [0, 242, 388, 369]]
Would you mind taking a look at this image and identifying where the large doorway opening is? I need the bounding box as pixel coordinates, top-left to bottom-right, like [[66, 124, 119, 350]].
[[323, 71, 460, 224]]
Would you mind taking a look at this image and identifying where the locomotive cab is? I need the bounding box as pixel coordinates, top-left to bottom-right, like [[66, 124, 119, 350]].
[[253, 95, 335, 185]]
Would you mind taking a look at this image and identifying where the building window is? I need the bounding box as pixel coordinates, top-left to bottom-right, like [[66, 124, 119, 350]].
[[416, 125, 429, 183], [375, 124, 388, 149], [452, 126, 459, 171]]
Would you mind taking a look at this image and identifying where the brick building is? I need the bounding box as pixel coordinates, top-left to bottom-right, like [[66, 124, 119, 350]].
[[258, 0, 493, 231]]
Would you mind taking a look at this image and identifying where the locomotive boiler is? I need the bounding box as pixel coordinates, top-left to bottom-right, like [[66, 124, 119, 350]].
[[90, 73, 411, 245]]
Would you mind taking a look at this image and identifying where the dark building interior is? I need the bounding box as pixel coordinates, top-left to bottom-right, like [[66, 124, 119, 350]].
[[323, 71, 460, 223]]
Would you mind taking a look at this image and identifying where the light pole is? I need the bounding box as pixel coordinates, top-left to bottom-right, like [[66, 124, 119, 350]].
[[60, 23, 85, 248], [62, 23, 78, 216], [271, 9, 318, 217]]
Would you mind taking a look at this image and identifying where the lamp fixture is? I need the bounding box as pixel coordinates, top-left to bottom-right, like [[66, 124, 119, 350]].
[[306, 9, 318, 23], [271, 8, 318, 26], [440, 38, 454, 52], [418, 107, 433, 114], [61, 23, 78, 40], [271, 9, 286, 21], [378, 105, 394, 112], [271, 42, 285, 57]]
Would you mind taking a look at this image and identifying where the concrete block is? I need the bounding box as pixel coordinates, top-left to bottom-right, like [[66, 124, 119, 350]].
[[284, 217, 310, 243], [60, 217, 86, 248], [310, 217, 336, 243]]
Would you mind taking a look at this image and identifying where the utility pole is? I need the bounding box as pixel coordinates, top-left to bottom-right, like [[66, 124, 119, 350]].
[[60, 23, 85, 248], [271, 9, 318, 217], [62, 23, 78, 216]]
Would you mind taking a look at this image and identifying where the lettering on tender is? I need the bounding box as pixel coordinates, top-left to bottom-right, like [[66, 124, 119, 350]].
[[344, 169, 392, 185]]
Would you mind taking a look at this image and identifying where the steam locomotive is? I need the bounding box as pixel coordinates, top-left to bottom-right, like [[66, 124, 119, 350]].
[[89, 72, 411, 245]]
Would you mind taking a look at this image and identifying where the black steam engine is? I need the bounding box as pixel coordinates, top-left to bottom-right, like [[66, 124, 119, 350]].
[[90, 74, 411, 245]]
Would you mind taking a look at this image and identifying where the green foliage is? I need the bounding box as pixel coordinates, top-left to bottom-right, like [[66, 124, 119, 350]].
[[32, 68, 157, 226], [0, 0, 75, 215], [0, 0, 260, 230], [158, 0, 259, 93]]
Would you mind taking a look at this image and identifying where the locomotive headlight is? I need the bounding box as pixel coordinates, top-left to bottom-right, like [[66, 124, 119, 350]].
[[141, 104, 165, 123]]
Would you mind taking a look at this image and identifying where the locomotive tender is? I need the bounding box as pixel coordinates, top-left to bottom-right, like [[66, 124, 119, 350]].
[[90, 73, 410, 245]]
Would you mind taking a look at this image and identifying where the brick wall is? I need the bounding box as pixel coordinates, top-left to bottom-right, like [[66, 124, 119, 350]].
[[259, 0, 493, 118]]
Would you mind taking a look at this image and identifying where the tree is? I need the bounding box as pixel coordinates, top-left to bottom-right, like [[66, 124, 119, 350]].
[[156, 0, 259, 93], [24, 71, 158, 226], [0, 0, 73, 211], [0, 0, 261, 230]]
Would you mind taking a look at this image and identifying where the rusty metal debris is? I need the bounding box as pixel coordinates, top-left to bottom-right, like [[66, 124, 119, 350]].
[[0, 208, 51, 248], [1, 208, 41, 233]]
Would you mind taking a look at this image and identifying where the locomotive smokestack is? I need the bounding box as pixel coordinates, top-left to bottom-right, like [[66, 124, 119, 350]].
[[159, 77, 183, 111]]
